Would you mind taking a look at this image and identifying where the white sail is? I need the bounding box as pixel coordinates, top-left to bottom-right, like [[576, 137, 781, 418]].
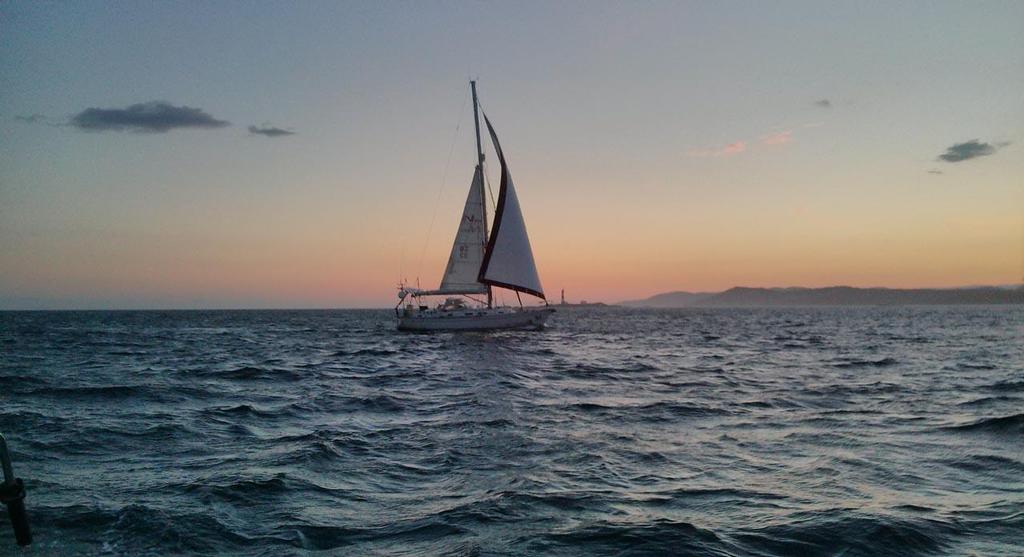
[[437, 166, 488, 294], [478, 116, 545, 299]]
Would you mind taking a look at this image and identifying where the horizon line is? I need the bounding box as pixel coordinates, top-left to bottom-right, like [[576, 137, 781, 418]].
[[2, 283, 1021, 312]]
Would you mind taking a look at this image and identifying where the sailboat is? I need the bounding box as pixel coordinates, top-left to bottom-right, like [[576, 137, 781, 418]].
[[396, 81, 555, 331]]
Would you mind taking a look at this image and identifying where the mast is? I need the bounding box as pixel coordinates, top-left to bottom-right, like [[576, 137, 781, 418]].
[[471, 80, 493, 308]]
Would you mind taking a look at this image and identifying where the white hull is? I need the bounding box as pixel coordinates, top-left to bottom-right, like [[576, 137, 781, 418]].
[[397, 307, 554, 331]]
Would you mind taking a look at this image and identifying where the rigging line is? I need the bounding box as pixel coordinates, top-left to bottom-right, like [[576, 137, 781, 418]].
[[463, 294, 486, 305], [475, 101, 499, 211], [415, 87, 469, 280], [397, 237, 406, 284], [483, 168, 497, 212]]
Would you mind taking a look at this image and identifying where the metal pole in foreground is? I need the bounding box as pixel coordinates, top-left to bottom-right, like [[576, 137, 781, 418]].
[[0, 433, 31, 547]]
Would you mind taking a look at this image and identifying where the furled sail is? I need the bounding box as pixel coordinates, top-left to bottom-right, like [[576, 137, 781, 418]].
[[437, 166, 488, 294], [478, 115, 545, 299]]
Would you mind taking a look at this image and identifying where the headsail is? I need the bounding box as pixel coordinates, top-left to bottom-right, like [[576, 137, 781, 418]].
[[478, 115, 545, 299], [437, 166, 488, 294]]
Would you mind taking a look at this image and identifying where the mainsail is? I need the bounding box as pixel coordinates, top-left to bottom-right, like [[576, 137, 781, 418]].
[[437, 166, 489, 294], [478, 115, 545, 299]]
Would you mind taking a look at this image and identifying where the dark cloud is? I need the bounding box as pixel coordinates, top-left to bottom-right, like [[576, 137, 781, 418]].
[[70, 101, 229, 132], [15, 114, 47, 123], [813, 99, 831, 108], [248, 124, 295, 138], [927, 169, 943, 175], [937, 139, 1009, 163]]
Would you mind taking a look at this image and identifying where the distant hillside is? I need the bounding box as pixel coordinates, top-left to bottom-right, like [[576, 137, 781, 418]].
[[621, 286, 1024, 308], [619, 291, 714, 308]]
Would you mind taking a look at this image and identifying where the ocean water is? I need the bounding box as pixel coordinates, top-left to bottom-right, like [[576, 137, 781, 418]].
[[1, 306, 1022, 556]]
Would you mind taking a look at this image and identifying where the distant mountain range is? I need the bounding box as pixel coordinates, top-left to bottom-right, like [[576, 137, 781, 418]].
[[620, 286, 1024, 307]]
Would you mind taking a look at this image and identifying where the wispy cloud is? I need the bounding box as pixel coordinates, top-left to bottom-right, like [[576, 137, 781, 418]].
[[813, 99, 831, 109], [15, 113, 47, 123], [690, 125, 804, 158], [760, 130, 793, 146], [927, 169, 944, 175], [937, 139, 1009, 163], [70, 101, 230, 133], [721, 141, 746, 156], [248, 124, 295, 138], [688, 141, 746, 158]]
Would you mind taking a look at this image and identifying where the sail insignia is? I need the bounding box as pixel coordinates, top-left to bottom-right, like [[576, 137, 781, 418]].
[[437, 166, 488, 294]]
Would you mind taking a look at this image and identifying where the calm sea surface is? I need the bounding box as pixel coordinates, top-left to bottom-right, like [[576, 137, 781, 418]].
[[1, 307, 1022, 556]]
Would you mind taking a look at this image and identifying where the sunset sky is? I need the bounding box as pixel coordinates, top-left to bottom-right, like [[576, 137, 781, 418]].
[[2, 2, 1022, 309]]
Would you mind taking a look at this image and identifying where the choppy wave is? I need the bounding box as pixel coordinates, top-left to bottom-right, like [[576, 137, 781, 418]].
[[989, 379, 1024, 392], [946, 413, 1024, 434], [192, 365, 304, 381], [734, 512, 956, 556], [831, 356, 899, 368], [1, 306, 1022, 555]]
